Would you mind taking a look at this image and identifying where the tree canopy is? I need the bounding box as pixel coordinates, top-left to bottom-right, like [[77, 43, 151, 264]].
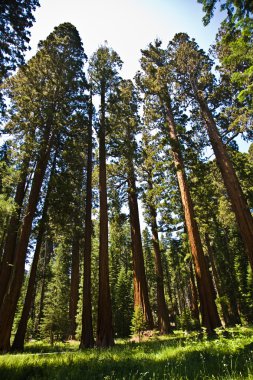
[[0, 0, 252, 357], [0, 0, 40, 114]]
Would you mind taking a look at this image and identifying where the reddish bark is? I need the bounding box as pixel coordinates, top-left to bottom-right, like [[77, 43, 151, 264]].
[[11, 153, 56, 351], [34, 238, 53, 336], [147, 174, 171, 333], [128, 164, 154, 330], [197, 94, 253, 271], [80, 93, 94, 349], [96, 87, 114, 347], [163, 255, 179, 321], [0, 159, 29, 306], [205, 233, 229, 327], [205, 232, 241, 326], [189, 260, 200, 324], [0, 132, 53, 352], [11, 213, 46, 351], [69, 231, 80, 340], [164, 101, 221, 332]]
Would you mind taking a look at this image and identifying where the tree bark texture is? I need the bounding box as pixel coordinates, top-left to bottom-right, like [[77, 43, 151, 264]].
[[189, 260, 200, 323], [197, 94, 253, 271], [11, 153, 56, 351], [164, 259, 178, 323], [164, 100, 221, 332], [205, 232, 241, 326], [96, 87, 114, 347], [80, 92, 95, 349], [0, 157, 30, 306], [34, 238, 53, 336], [147, 174, 171, 333], [11, 210, 46, 351], [69, 231, 80, 339], [128, 164, 154, 330], [0, 130, 53, 352]]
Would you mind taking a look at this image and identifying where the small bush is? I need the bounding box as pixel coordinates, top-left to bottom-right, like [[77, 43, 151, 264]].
[[130, 306, 147, 342]]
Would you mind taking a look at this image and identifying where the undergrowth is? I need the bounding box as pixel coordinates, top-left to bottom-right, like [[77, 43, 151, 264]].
[[0, 326, 252, 379]]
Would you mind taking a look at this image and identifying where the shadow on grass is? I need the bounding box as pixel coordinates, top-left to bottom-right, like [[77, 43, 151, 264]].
[[23, 341, 78, 354], [0, 333, 253, 380]]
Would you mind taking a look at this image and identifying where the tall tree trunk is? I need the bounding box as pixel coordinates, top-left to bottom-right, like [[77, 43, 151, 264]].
[[222, 231, 242, 324], [128, 163, 154, 329], [80, 92, 94, 349], [34, 238, 53, 336], [197, 93, 253, 271], [205, 232, 230, 327], [0, 226, 7, 264], [164, 99, 221, 333], [0, 157, 30, 306], [96, 86, 114, 347], [163, 252, 178, 322], [69, 230, 80, 340], [205, 232, 241, 326], [147, 174, 171, 333], [175, 265, 186, 315], [189, 260, 200, 324], [0, 131, 53, 353], [11, 152, 56, 351], [11, 208, 47, 351]]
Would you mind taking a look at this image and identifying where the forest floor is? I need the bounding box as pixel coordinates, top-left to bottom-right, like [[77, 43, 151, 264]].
[[0, 326, 253, 379]]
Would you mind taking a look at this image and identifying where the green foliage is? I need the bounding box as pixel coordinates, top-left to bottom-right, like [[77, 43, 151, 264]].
[[0, 0, 40, 114], [0, 0, 253, 357], [2, 21, 88, 243], [188, 155, 251, 325], [0, 194, 15, 234], [114, 268, 133, 338], [74, 287, 83, 341], [220, 19, 253, 110], [88, 44, 122, 97], [249, 143, 253, 163], [0, 23, 88, 351], [0, 327, 253, 379], [75, 219, 100, 341], [0, 0, 40, 77], [142, 228, 156, 307], [131, 306, 147, 341], [201, 1, 253, 136], [198, 0, 253, 26], [4, 22, 87, 153], [40, 241, 70, 343], [175, 308, 200, 331]]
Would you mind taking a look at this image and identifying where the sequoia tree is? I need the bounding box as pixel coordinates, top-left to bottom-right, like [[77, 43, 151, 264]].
[[198, 0, 253, 26], [137, 40, 221, 332], [168, 33, 253, 271], [88, 44, 122, 347], [141, 131, 172, 334], [0, 23, 87, 352], [80, 90, 95, 348], [11, 154, 56, 352], [0, 0, 40, 114], [108, 79, 154, 329]]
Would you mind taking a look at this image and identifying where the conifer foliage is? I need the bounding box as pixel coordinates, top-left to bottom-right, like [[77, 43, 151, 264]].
[[0, 1, 252, 354], [0, 0, 40, 114], [88, 45, 122, 347], [0, 22, 87, 352]]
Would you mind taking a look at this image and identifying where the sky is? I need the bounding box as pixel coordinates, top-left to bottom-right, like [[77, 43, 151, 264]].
[[17, 0, 250, 231], [26, 0, 225, 79], [25, 0, 250, 153]]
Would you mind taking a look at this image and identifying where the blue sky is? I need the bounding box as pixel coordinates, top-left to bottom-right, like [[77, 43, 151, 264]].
[[26, 0, 250, 153], [27, 0, 224, 79]]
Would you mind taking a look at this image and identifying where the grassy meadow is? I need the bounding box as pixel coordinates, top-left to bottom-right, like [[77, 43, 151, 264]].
[[0, 326, 253, 379]]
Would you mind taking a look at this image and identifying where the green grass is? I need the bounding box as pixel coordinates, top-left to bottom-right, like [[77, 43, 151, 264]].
[[0, 326, 253, 379]]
